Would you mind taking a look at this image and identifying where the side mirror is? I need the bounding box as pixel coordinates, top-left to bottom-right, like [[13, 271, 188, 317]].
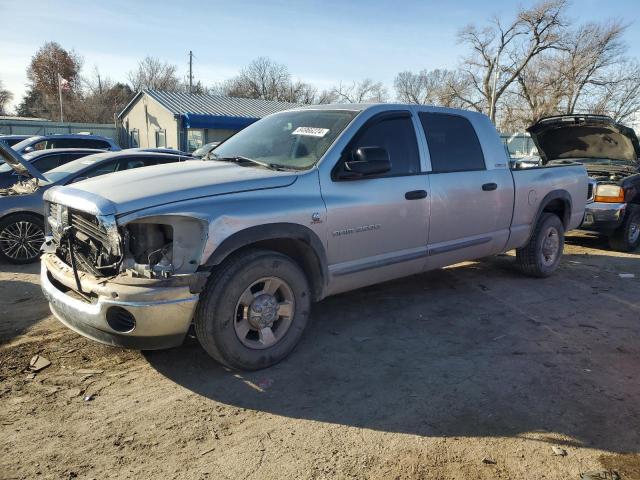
[[22, 146, 34, 154], [340, 147, 391, 179]]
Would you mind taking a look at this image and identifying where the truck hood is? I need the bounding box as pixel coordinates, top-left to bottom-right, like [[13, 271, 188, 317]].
[[44, 160, 298, 216], [527, 115, 640, 164], [0, 142, 48, 181]]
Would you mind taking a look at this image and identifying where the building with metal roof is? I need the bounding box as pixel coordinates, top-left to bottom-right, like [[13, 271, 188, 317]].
[[118, 90, 299, 152]]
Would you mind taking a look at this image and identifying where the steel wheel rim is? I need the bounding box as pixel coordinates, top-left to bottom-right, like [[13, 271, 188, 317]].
[[540, 226, 560, 267], [0, 221, 44, 261], [628, 219, 640, 244], [234, 276, 295, 350]]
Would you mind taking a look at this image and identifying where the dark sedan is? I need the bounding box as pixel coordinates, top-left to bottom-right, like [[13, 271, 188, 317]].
[[0, 148, 102, 188], [0, 148, 191, 263]]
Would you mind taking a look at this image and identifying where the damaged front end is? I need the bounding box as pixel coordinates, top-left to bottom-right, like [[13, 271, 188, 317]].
[[41, 189, 210, 350], [45, 201, 208, 284]]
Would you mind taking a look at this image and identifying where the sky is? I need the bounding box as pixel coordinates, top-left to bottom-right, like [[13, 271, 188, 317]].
[[1, 0, 640, 111]]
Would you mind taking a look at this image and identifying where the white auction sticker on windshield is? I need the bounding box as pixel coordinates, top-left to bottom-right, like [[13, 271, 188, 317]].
[[292, 127, 330, 137]]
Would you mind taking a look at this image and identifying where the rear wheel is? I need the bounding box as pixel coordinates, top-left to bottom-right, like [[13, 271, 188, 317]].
[[516, 213, 564, 278], [0, 213, 45, 264], [609, 207, 640, 252], [194, 249, 311, 370]]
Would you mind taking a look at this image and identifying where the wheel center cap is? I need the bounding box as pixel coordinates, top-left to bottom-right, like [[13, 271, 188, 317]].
[[249, 294, 279, 328]]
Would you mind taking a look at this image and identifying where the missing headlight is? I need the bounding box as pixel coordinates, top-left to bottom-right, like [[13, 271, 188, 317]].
[[123, 223, 174, 278]]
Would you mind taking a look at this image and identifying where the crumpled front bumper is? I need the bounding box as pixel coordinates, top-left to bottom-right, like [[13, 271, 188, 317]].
[[41, 253, 201, 350], [580, 202, 626, 233]]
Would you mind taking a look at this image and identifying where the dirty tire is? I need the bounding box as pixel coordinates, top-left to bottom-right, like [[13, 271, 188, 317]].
[[194, 249, 311, 370], [609, 206, 640, 252], [0, 213, 45, 264], [516, 212, 564, 278]]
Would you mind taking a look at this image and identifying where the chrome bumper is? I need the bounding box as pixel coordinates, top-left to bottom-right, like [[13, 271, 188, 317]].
[[41, 254, 199, 350], [581, 202, 626, 230]]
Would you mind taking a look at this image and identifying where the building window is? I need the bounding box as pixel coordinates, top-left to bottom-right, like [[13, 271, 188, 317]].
[[187, 129, 204, 152], [155, 129, 166, 148], [130, 129, 139, 148]]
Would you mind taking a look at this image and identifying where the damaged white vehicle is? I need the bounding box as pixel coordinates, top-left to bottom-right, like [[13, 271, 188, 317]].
[[39, 104, 588, 370]]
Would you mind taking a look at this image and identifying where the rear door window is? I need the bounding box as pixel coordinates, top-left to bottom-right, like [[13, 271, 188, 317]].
[[419, 112, 485, 173]]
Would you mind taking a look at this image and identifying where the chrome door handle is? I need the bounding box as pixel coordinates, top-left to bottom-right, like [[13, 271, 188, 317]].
[[405, 190, 428, 200]]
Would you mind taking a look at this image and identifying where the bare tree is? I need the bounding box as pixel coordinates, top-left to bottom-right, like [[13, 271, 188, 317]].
[[79, 67, 133, 123], [218, 57, 292, 101], [214, 57, 330, 104], [329, 79, 388, 103], [0, 79, 13, 115], [128, 57, 180, 92], [557, 20, 627, 114], [509, 55, 565, 127], [585, 60, 640, 123], [456, 0, 568, 122], [394, 69, 468, 107]]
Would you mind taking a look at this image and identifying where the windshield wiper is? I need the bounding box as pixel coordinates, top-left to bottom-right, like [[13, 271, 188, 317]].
[[210, 154, 292, 171]]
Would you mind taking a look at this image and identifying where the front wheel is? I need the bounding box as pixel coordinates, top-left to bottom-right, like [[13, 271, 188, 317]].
[[609, 207, 640, 252], [516, 213, 565, 278], [194, 249, 311, 370], [0, 213, 45, 264]]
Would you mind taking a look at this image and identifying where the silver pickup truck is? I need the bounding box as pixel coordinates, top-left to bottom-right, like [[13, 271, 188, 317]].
[[38, 104, 588, 370]]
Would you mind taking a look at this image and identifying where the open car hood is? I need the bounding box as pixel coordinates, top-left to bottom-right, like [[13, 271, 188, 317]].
[[527, 115, 640, 164], [0, 142, 48, 181]]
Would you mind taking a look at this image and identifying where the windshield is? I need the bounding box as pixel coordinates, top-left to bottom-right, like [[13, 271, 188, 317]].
[[212, 109, 358, 170]]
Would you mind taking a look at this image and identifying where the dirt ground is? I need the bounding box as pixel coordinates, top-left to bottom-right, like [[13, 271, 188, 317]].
[[1, 232, 639, 480]]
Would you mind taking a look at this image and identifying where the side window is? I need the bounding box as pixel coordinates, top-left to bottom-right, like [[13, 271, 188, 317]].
[[120, 157, 148, 170], [347, 115, 420, 177], [85, 139, 111, 149], [155, 130, 166, 148], [49, 139, 75, 149], [419, 112, 485, 173], [33, 154, 61, 172], [130, 129, 139, 148], [59, 153, 90, 166], [83, 160, 119, 179]]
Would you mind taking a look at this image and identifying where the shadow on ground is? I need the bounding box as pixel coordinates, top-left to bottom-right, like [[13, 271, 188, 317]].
[[0, 278, 50, 343], [147, 251, 640, 454], [0, 260, 41, 275]]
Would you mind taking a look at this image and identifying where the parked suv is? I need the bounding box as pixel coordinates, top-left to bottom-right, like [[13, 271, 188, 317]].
[[10, 134, 120, 155], [528, 115, 640, 251], [38, 104, 588, 370]]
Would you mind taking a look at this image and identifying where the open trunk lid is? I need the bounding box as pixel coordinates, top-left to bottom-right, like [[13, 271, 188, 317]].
[[527, 115, 640, 164], [0, 141, 48, 181]]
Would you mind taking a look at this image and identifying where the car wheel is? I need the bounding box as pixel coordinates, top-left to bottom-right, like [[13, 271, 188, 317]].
[[609, 207, 640, 252], [194, 249, 311, 370], [516, 212, 565, 278], [0, 213, 45, 264]]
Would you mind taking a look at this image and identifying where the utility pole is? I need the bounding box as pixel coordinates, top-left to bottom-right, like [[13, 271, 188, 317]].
[[57, 73, 64, 123], [489, 53, 500, 124], [189, 50, 193, 94]]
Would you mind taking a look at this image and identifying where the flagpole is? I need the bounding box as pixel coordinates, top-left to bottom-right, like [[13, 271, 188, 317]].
[[57, 73, 64, 122]]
